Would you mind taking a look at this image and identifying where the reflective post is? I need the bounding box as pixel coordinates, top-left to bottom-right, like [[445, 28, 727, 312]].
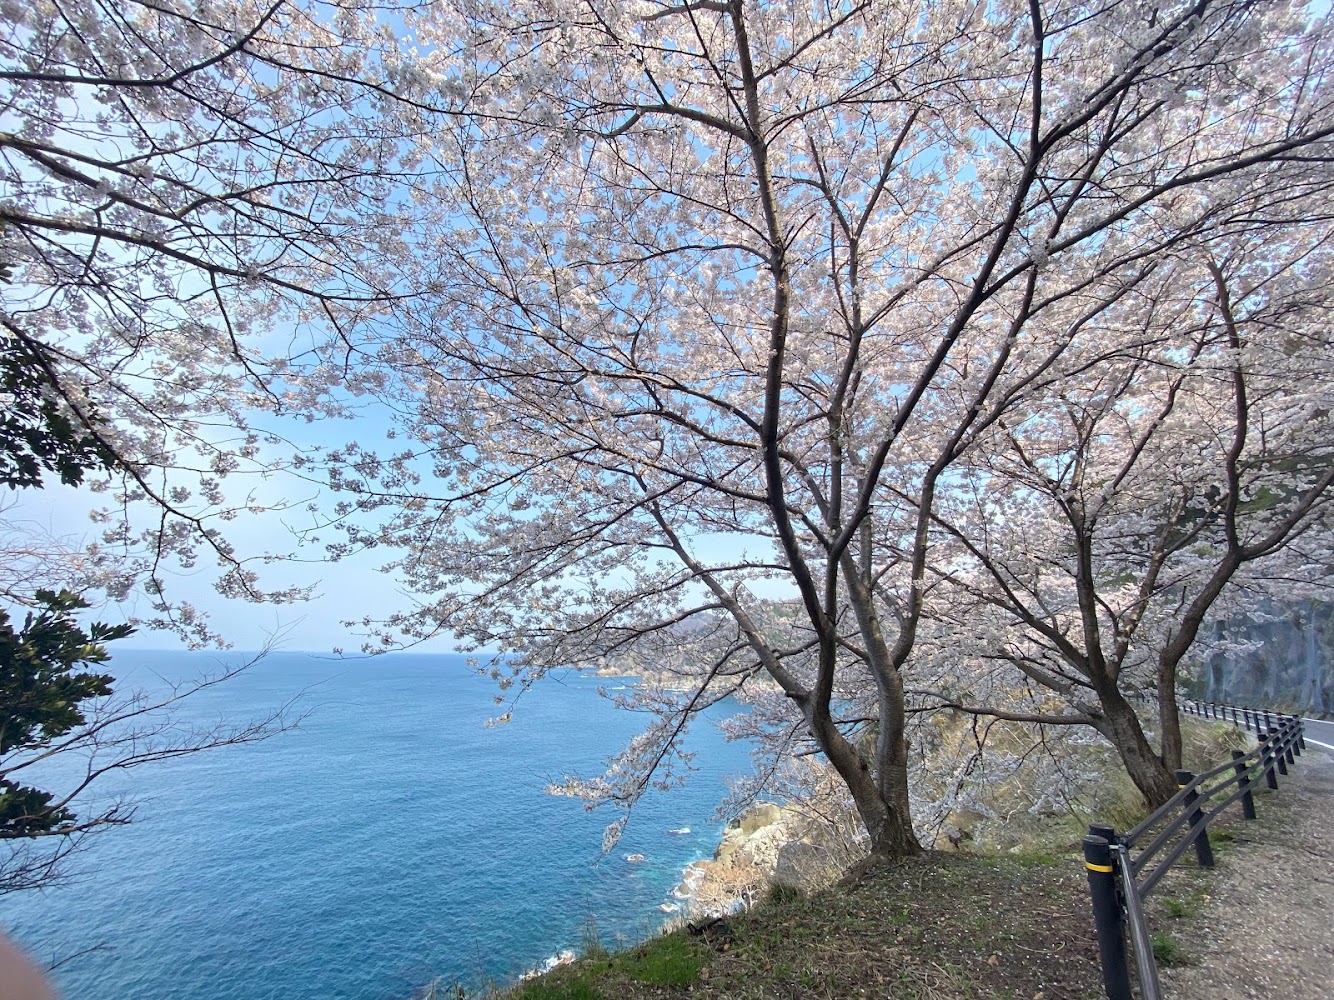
[[1083, 834, 1132, 1000]]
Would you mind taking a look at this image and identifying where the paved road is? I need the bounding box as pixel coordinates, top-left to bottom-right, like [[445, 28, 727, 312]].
[[1187, 701, 1334, 757], [1300, 715, 1334, 756]]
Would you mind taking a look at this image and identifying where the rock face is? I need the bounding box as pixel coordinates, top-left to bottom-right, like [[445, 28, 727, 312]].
[[675, 802, 863, 914], [1190, 601, 1332, 715], [772, 839, 830, 887], [733, 802, 783, 835]]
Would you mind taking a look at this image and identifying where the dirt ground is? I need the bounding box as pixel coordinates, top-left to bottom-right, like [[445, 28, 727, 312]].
[[1152, 741, 1334, 1000]]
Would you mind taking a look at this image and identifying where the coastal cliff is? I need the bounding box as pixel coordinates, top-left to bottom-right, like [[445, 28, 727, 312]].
[[673, 801, 865, 915]]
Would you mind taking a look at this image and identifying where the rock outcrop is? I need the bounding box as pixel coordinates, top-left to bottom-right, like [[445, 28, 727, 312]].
[[674, 802, 864, 914]]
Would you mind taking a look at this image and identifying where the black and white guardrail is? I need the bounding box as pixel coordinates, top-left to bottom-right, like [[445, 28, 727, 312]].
[[1083, 705, 1306, 1000]]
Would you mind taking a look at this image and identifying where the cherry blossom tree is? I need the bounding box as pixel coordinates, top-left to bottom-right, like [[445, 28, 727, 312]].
[[324, 0, 1334, 852], [0, 0, 448, 640], [8, 0, 1329, 855], [0, 0, 432, 888], [0, 326, 303, 894], [917, 232, 1334, 805]]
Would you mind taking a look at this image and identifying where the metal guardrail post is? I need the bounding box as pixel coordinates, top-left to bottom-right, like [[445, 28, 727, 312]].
[[1298, 720, 1306, 752], [1175, 770, 1215, 868], [1259, 733, 1279, 789], [1272, 729, 1289, 775], [1083, 834, 1132, 1000], [1113, 843, 1162, 1000], [1230, 749, 1256, 820], [1284, 723, 1296, 764], [1089, 821, 1117, 844]]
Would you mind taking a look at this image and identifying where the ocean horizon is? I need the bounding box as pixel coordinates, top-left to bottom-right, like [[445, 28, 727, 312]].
[[0, 649, 757, 1000]]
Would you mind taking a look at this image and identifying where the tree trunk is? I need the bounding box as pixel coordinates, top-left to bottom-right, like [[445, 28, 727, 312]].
[[872, 672, 922, 856], [829, 564, 924, 857], [1157, 672, 1184, 773], [1098, 689, 1178, 808], [810, 709, 922, 858]]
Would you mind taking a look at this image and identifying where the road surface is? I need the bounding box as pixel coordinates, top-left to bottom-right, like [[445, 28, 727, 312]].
[[1158, 747, 1333, 1000], [1300, 715, 1334, 756]]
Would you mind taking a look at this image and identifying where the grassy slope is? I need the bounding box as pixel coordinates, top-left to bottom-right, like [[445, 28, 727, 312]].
[[485, 720, 1250, 1000], [504, 852, 1105, 1000]]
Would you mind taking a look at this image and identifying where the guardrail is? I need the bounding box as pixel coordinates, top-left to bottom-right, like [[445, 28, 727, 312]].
[[1179, 698, 1293, 734], [1082, 708, 1306, 1000]]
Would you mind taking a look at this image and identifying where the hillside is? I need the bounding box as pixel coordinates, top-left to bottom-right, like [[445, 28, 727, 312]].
[[457, 718, 1276, 1000], [480, 745, 1334, 1000], [494, 851, 1105, 1000]]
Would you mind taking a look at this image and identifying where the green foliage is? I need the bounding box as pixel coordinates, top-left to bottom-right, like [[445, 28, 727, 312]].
[[1162, 897, 1192, 919], [613, 934, 703, 986], [0, 332, 118, 490], [764, 881, 806, 906], [579, 915, 608, 962], [510, 974, 599, 1000], [1150, 932, 1183, 966], [0, 589, 132, 838]]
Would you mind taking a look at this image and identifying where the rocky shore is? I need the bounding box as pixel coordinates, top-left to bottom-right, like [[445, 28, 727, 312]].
[[670, 801, 863, 916]]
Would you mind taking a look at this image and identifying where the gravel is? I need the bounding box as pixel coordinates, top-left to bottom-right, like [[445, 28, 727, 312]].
[[1154, 743, 1334, 1000]]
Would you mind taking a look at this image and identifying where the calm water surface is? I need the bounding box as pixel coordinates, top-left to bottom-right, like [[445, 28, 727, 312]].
[[0, 651, 755, 1000]]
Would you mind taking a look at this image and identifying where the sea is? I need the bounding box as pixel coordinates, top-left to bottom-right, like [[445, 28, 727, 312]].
[[0, 650, 758, 1000]]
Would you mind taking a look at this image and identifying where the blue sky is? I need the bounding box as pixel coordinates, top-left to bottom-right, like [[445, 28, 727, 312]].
[[1, 387, 454, 653]]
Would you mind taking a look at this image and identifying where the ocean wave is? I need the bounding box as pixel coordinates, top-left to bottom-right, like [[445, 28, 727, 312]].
[[519, 950, 577, 981], [671, 860, 709, 900]]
